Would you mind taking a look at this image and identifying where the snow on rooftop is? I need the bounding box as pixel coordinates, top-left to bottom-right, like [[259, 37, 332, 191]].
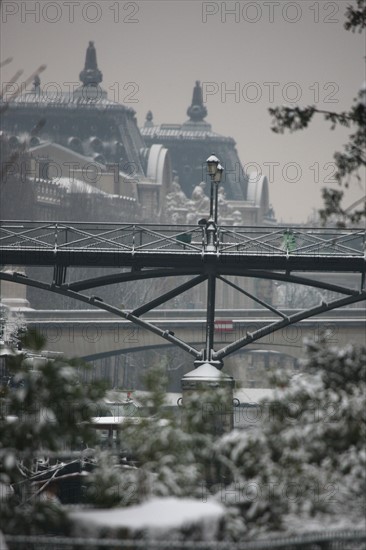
[[183, 362, 231, 380], [71, 497, 224, 534], [57, 177, 106, 195]]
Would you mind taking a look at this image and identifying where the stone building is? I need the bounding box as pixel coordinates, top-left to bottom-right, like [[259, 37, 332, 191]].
[[1, 43, 275, 226], [141, 80, 275, 225], [0, 41, 171, 222]]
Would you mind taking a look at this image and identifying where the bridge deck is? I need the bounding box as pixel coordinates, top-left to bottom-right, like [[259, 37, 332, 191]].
[[0, 221, 365, 272]]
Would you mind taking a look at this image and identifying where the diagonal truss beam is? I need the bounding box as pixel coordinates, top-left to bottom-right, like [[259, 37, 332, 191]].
[[213, 291, 366, 361], [0, 272, 201, 360], [1, 267, 365, 365], [238, 270, 362, 296], [132, 275, 207, 317], [218, 276, 288, 320], [65, 268, 203, 291]]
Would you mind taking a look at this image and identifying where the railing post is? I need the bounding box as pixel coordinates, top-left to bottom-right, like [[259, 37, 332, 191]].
[[54, 223, 58, 252], [206, 220, 216, 253]]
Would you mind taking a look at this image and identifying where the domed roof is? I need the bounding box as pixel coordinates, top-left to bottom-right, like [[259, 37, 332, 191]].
[[140, 81, 248, 201], [0, 43, 146, 173]]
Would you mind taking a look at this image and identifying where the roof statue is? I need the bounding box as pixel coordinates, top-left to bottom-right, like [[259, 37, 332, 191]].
[[165, 175, 190, 223], [186, 81, 207, 122], [32, 74, 41, 93], [217, 187, 234, 220], [79, 41, 103, 86], [189, 181, 210, 213], [144, 111, 154, 128]]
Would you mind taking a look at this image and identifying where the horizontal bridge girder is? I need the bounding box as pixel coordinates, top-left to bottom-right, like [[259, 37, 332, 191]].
[[0, 249, 364, 273]]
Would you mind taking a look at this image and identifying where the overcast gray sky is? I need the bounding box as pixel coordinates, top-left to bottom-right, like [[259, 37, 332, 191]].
[[1, 0, 365, 222]]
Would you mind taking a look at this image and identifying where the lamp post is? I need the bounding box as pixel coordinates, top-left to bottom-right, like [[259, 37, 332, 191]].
[[204, 155, 225, 362], [214, 163, 224, 224], [206, 154, 224, 251], [180, 154, 234, 437]]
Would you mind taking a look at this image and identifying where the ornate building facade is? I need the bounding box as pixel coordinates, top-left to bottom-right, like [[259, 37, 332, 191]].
[[0, 41, 171, 222], [1, 43, 274, 226], [141, 81, 275, 226]]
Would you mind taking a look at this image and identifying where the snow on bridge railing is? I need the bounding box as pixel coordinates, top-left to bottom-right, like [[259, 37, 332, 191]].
[[0, 221, 365, 258], [4, 529, 366, 549], [218, 226, 365, 257]]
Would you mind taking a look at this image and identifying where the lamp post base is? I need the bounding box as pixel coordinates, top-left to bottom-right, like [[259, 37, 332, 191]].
[[181, 362, 235, 435]]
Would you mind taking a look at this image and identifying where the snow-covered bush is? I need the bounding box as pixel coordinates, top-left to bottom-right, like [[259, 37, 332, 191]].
[[215, 340, 366, 539], [0, 329, 107, 535]]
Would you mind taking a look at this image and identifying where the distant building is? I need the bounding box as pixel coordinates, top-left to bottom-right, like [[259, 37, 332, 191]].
[[0, 131, 137, 223], [0, 41, 171, 221], [141, 81, 275, 225], [1, 43, 275, 225]]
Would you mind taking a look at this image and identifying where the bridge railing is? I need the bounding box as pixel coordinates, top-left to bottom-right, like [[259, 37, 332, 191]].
[[0, 221, 365, 258], [4, 530, 366, 549], [218, 226, 365, 257], [0, 222, 204, 253]]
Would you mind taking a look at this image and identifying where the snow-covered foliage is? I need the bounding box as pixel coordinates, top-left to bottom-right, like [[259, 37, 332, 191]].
[[84, 449, 139, 508], [0, 306, 26, 348], [1, 330, 364, 542], [87, 365, 234, 510], [215, 340, 366, 539], [104, 366, 212, 503], [0, 329, 107, 535], [269, 0, 366, 226], [85, 342, 365, 540]]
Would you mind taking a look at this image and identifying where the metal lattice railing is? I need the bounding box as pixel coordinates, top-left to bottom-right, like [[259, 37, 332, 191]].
[[218, 226, 365, 257], [3, 530, 366, 550], [0, 221, 365, 258]]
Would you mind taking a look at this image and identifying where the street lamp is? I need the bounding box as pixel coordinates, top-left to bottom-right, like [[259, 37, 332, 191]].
[[206, 154, 224, 224], [206, 153, 219, 175], [205, 154, 224, 251], [206, 154, 219, 220]]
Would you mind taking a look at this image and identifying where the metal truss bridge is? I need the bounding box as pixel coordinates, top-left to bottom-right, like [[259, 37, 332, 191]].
[[1, 221, 365, 367]]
